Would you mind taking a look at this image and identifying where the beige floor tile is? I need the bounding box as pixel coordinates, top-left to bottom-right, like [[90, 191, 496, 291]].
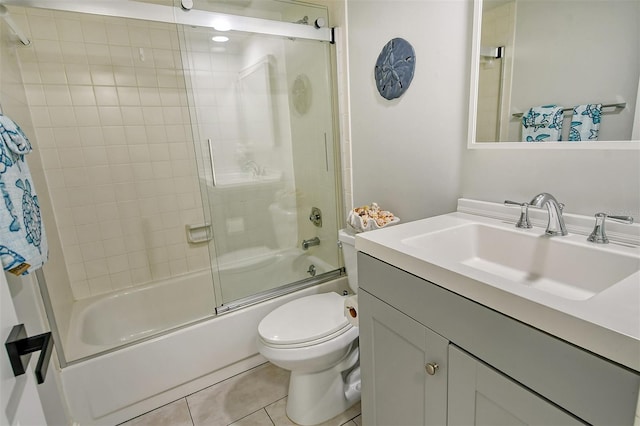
[[265, 397, 361, 426], [229, 409, 275, 426], [351, 414, 361, 426], [119, 398, 193, 426], [187, 363, 289, 426]]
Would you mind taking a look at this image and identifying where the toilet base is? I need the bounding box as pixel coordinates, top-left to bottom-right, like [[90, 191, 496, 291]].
[[285, 345, 360, 425]]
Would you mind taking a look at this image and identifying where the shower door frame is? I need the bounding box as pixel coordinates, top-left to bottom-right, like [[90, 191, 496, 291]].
[[3, 0, 335, 43], [9, 0, 344, 366]]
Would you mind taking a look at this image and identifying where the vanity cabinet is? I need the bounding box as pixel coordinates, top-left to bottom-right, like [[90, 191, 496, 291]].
[[448, 346, 582, 425], [358, 253, 640, 426], [359, 291, 448, 425]]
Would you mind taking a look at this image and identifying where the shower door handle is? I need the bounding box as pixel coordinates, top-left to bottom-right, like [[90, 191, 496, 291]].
[[5, 324, 54, 384], [207, 138, 218, 187]]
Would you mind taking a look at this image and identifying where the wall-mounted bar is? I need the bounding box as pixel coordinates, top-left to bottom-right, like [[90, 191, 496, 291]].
[[0, 4, 31, 45], [3, 0, 333, 43], [512, 102, 626, 119]]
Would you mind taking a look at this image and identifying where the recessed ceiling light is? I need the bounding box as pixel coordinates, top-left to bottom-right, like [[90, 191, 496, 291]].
[[212, 36, 229, 43]]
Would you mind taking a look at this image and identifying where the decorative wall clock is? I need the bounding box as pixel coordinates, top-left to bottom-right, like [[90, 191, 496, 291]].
[[374, 38, 416, 100]]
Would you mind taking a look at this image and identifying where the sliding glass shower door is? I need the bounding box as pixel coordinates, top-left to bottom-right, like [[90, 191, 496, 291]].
[[179, 17, 342, 309]]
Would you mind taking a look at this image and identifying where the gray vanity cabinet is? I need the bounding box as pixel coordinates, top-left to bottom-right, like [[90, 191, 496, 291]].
[[359, 290, 448, 426], [448, 346, 582, 425], [357, 253, 640, 426]]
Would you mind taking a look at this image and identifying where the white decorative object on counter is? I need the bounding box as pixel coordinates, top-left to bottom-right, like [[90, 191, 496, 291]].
[[347, 202, 399, 233]]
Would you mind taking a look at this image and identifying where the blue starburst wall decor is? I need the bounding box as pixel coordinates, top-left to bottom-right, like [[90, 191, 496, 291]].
[[374, 38, 416, 100]]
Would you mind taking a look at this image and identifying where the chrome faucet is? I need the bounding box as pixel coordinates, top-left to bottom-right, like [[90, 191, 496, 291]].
[[301, 237, 320, 250], [529, 193, 568, 236]]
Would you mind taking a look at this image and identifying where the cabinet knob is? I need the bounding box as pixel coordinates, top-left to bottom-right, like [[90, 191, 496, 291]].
[[425, 362, 439, 375]]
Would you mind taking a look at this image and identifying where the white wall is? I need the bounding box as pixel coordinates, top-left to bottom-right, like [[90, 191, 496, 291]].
[[346, 0, 471, 222], [344, 0, 639, 220], [462, 148, 640, 217]]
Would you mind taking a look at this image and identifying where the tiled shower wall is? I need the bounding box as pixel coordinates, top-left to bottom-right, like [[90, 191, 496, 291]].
[[14, 7, 210, 299]]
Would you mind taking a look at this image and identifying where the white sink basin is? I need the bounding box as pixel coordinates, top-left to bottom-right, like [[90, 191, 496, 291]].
[[401, 223, 639, 301], [355, 201, 640, 371]]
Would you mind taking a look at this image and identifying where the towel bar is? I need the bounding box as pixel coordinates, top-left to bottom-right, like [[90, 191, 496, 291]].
[[512, 102, 626, 118]]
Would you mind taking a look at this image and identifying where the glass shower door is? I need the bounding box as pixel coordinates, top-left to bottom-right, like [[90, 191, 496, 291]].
[[180, 21, 342, 308]]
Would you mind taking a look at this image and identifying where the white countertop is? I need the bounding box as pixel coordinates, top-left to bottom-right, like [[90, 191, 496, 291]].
[[355, 199, 640, 372]]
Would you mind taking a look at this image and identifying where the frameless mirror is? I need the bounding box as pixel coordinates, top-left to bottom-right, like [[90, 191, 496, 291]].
[[469, 0, 640, 148]]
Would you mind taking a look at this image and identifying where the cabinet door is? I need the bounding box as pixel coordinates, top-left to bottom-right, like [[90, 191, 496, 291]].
[[448, 345, 585, 426], [359, 290, 448, 426]]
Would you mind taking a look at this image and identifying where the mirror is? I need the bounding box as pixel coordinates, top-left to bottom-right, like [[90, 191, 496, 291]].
[[239, 55, 277, 149], [469, 0, 640, 147]]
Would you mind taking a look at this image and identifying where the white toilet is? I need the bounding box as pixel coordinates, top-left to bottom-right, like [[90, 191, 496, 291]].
[[257, 229, 360, 425]]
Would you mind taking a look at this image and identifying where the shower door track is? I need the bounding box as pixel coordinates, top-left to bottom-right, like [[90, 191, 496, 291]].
[[215, 269, 344, 315], [5, 0, 334, 43]]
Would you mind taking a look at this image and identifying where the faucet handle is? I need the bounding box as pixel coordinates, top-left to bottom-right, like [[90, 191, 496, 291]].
[[504, 200, 532, 229], [587, 212, 634, 244]]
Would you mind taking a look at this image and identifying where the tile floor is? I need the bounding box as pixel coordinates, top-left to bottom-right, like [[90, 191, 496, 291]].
[[119, 363, 362, 426]]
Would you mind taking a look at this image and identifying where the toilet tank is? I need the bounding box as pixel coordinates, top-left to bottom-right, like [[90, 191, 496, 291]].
[[338, 229, 358, 293]]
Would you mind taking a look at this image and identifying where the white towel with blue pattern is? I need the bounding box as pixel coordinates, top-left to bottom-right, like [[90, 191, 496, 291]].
[[521, 105, 564, 142], [568, 104, 602, 141], [0, 114, 48, 275]]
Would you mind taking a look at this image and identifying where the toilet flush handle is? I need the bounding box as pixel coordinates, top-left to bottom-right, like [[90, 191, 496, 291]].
[[425, 362, 439, 375]]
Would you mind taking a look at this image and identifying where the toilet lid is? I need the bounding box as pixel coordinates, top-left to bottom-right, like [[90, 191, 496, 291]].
[[258, 293, 351, 345]]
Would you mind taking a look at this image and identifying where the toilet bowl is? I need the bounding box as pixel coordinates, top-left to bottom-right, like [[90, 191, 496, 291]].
[[257, 229, 359, 425]]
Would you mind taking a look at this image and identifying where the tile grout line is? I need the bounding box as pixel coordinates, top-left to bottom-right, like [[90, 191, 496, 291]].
[[184, 396, 196, 426], [263, 406, 277, 426], [263, 396, 288, 426], [226, 407, 274, 426]]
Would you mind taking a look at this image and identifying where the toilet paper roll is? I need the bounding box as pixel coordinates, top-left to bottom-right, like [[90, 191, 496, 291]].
[[344, 295, 359, 327]]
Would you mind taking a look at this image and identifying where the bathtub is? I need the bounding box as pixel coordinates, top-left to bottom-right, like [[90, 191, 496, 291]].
[[60, 249, 345, 425], [65, 271, 215, 361]]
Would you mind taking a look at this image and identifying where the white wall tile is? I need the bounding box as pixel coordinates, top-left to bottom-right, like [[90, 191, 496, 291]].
[[56, 18, 83, 42], [81, 21, 108, 44], [15, 10, 207, 301], [65, 63, 92, 84], [60, 41, 88, 64]]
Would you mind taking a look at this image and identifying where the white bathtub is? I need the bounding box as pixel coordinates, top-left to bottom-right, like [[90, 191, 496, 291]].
[[61, 250, 345, 425], [66, 249, 332, 359], [66, 271, 215, 360]]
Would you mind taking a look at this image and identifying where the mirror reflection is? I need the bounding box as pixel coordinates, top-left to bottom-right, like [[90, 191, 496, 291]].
[[475, 0, 639, 143]]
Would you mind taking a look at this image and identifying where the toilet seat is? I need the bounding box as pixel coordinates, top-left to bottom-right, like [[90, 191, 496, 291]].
[[258, 293, 351, 348]]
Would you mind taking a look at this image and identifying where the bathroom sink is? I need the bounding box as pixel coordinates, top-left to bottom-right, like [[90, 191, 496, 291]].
[[401, 223, 640, 301]]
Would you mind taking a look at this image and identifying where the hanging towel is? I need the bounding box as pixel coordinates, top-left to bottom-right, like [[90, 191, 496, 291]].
[[0, 113, 48, 275], [568, 104, 602, 141], [521, 105, 564, 142]]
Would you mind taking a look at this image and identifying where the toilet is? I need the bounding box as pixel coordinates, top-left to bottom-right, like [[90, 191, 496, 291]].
[[257, 229, 360, 425]]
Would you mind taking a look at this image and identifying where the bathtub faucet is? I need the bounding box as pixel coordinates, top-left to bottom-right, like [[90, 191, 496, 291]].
[[301, 237, 320, 250]]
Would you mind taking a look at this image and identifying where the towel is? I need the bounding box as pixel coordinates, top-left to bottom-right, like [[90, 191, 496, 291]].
[[521, 105, 564, 142], [568, 104, 602, 141], [0, 114, 48, 275]]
